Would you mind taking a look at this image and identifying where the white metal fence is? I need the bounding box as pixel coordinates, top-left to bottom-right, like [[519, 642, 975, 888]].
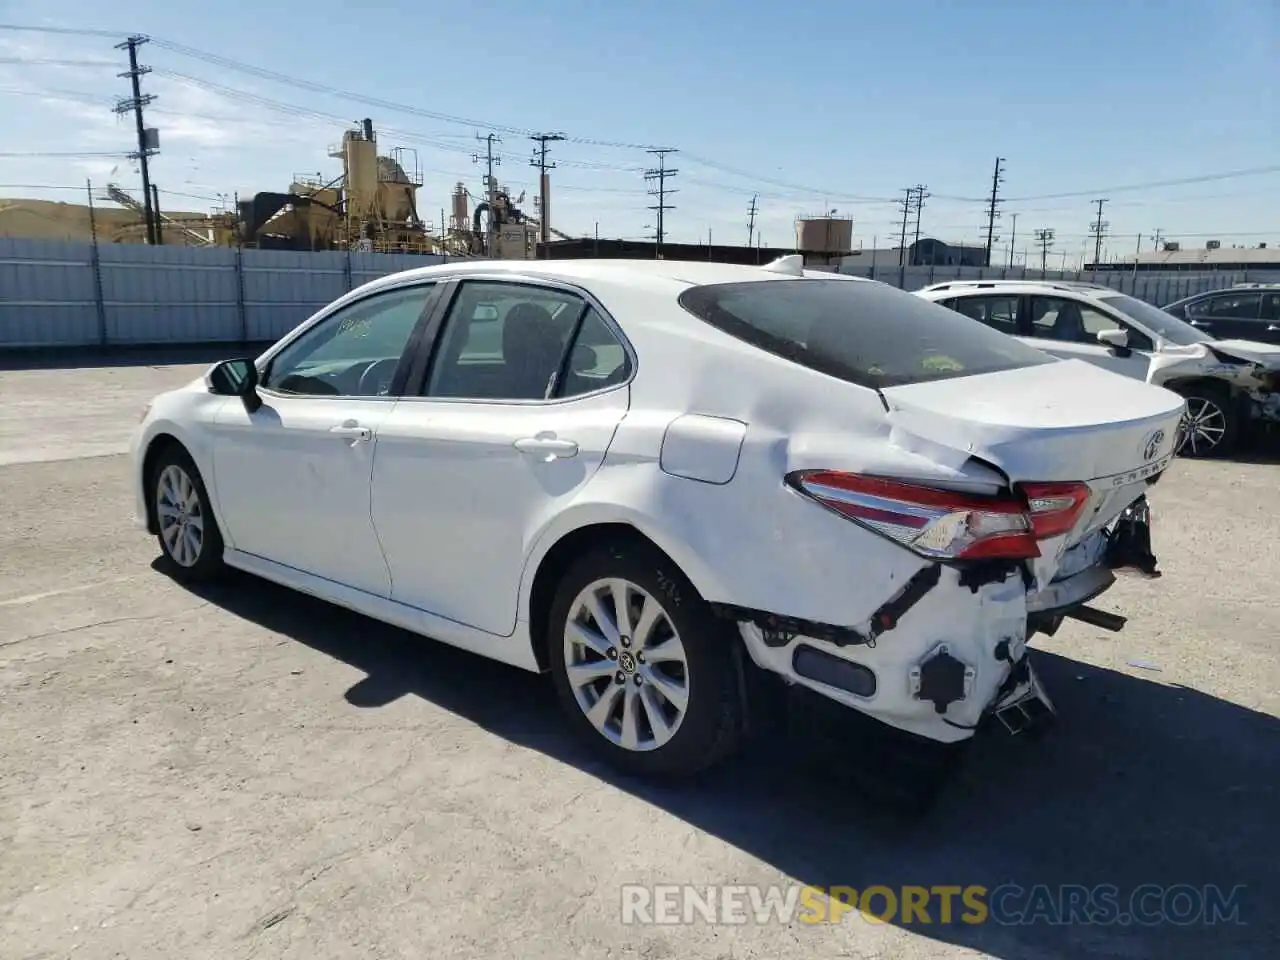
[[1, 236, 1276, 349]]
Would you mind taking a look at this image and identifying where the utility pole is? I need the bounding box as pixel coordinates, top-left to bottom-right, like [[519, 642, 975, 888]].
[[1089, 198, 1109, 269], [529, 132, 564, 256], [114, 35, 159, 245], [1151, 227, 1163, 252], [1034, 228, 1055, 272], [910, 184, 929, 251], [896, 187, 913, 287], [1007, 213, 1018, 267], [644, 148, 678, 258], [982, 156, 1006, 268], [746, 193, 758, 247], [472, 133, 501, 255]]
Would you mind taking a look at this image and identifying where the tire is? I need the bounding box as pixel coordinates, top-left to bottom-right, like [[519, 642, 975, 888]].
[[150, 444, 226, 582], [1175, 383, 1238, 458], [547, 539, 744, 779]]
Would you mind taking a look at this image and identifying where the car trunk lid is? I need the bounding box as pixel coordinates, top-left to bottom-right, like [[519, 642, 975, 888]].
[[878, 359, 1184, 584]]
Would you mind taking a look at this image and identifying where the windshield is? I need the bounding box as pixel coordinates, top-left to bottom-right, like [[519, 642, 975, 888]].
[[1097, 292, 1215, 346], [677, 278, 1056, 389]]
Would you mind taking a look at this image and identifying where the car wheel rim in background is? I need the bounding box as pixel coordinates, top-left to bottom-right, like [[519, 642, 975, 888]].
[[1179, 398, 1227, 455], [563, 577, 690, 752], [156, 464, 205, 567]]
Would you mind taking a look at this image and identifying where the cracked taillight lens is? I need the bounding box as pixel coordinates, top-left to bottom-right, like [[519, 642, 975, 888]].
[[787, 472, 1091, 561]]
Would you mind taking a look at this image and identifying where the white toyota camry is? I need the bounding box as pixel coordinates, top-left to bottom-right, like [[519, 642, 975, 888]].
[[131, 256, 1184, 795]]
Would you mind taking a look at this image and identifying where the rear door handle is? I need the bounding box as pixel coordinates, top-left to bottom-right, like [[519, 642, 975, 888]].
[[330, 423, 372, 441], [514, 436, 579, 458], [1267, 324, 1280, 333]]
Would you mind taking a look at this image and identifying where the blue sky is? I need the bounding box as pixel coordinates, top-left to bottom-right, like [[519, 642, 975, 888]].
[[0, 0, 1275, 266]]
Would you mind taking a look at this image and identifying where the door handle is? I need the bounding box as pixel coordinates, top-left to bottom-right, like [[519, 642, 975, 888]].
[[330, 423, 372, 441], [514, 436, 579, 458], [1267, 325, 1280, 333]]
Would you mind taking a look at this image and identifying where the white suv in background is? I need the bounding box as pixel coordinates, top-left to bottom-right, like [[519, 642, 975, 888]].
[[915, 280, 1280, 457]]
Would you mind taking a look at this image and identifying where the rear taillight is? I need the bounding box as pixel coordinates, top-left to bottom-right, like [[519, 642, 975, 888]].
[[1017, 481, 1092, 539], [786, 471, 1091, 561]]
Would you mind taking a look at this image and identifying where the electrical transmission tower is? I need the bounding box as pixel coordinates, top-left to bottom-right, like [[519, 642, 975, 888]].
[[983, 157, 1006, 268], [472, 133, 502, 254], [114, 35, 159, 245], [529, 132, 564, 254], [644, 149, 678, 258], [1089, 199, 1109, 268], [746, 194, 758, 247], [1034, 228, 1055, 272]]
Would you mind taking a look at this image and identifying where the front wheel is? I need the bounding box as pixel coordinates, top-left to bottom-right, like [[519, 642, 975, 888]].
[[1176, 385, 1238, 458], [547, 540, 744, 779], [151, 445, 226, 582]]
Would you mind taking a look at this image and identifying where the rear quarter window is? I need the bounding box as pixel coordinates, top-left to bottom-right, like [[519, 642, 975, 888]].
[[677, 279, 1055, 389]]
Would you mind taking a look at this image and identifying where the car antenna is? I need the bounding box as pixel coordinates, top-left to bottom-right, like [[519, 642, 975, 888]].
[[760, 254, 805, 277]]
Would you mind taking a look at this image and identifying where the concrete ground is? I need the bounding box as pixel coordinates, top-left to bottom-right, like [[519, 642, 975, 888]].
[[1, 359, 1276, 960]]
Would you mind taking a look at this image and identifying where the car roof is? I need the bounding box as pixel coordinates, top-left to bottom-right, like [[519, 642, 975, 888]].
[[358, 256, 874, 298], [1166, 283, 1280, 307], [915, 279, 1122, 300]]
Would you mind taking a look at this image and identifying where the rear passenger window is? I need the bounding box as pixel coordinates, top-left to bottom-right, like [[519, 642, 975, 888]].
[[424, 280, 630, 401], [950, 295, 1019, 334], [1206, 293, 1262, 319]]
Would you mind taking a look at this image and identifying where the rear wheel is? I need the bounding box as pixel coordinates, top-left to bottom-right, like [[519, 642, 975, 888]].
[[547, 540, 744, 779], [151, 445, 226, 582], [1175, 384, 1238, 458]]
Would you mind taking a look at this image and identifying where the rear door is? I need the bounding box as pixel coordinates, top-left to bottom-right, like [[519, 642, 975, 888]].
[[370, 278, 633, 636], [1185, 291, 1266, 341], [1022, 294, 1152, 380]]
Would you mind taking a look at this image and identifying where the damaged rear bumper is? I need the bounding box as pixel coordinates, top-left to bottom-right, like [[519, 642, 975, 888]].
[[719, 496, 1161, 745]]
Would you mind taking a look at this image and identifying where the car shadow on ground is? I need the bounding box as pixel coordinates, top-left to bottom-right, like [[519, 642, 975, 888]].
[[169, 564, 1278, 960], [0, 343, 272, 371]]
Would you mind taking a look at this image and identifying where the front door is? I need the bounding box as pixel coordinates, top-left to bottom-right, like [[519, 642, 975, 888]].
[[1021, 294, 1153, 380], [211, 282, 441, 596], [1185, 290, 1265, 342], [371, 278, 633, 636]]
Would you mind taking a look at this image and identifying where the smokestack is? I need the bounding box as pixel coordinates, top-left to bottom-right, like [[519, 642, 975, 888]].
[[362, 118, 374, 141]]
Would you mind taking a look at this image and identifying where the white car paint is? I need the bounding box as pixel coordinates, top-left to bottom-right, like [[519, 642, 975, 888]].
[[915, 280, 1280, 448], [131, 258, 1184, 756]]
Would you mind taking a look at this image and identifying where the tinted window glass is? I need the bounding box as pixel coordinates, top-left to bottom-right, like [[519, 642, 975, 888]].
[[1027, 296, 1153, 351], [1264, 293, 1280, 323], [950, 294, 1019, 334], [425, 281, 582, 400], [677, 279, 1055, 389], [1206, 293, 1262, 319], [264, 283, 435, 396]]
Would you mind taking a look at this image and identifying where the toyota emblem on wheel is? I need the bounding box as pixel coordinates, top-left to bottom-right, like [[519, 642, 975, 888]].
[[1142, 429, 1165, 461]]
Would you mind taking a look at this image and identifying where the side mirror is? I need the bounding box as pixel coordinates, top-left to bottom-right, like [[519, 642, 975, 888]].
[[1096, 328, 1131, 355], [207, 358, 262, 413]]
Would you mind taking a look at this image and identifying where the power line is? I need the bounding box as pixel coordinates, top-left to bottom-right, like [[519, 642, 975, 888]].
[[114, 35, 159, 245], [644, 149, 678, 257], [910, 184, 929, 248], [1034, 228, 1055, 272], [472, 133, 501, 255], [529, 132, 564, 252], [1089, 198, 1109, 267], [896, 187, 914, 286], [982, 157, 1005, 267]]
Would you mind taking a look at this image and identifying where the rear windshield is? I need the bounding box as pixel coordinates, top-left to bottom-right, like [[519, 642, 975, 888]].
[[677, 278, 1056, 389]]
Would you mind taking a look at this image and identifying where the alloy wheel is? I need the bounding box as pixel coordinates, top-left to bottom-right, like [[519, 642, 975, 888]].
[[156, 464, 205, 567], [562, 577, 690, 752], [1179, 397, 1227, 456]]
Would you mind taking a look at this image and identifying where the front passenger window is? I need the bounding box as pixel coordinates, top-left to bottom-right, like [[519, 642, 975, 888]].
[[264, 284, 436, 397]]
